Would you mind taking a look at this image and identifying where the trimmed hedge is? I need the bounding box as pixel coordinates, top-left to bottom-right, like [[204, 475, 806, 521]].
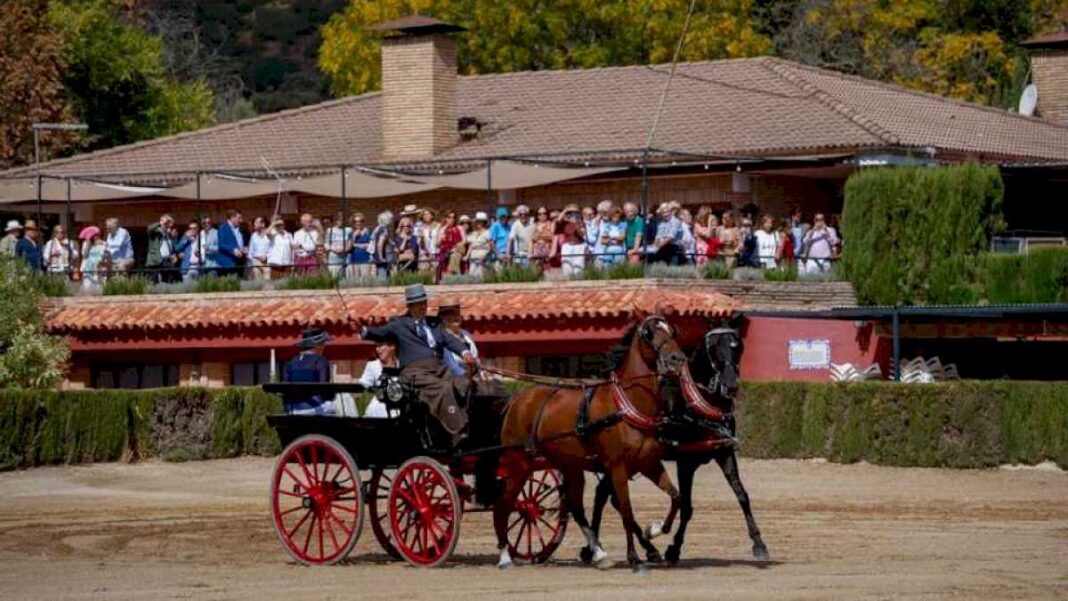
[[0, 382, 1064, 470], [737, 381, 1067, 468], [978, 247, 1068, 304]]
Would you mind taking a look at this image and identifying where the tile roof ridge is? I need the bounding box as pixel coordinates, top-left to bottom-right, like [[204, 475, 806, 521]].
[[1, 93, 382, 179], [457, 56, 769, 81], [759, 57, 900, 146], [770, 57, 1068, 133]]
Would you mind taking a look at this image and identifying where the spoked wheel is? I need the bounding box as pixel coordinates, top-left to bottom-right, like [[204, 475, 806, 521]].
[[388, 456, 462, 568], [506, 469, 569, 564], [270, 434, 364, 565], [368, 469, 402, 559]]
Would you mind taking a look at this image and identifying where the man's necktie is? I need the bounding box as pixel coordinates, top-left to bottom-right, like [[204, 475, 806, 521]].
[[416, 321, 436, 348]]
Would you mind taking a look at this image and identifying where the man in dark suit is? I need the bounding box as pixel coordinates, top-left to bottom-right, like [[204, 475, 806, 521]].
[[360, 284, 475, 446], [216, 209, 246, 277]]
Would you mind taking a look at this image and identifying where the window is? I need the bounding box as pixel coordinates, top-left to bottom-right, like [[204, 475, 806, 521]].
[[93, 364, 178, 389], [232, 362, 272, 386]]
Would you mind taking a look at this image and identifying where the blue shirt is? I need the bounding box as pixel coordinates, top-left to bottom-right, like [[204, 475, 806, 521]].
[[488, 221, 510, 255], [350, 229, 372, 264], [15, 238, 42, 272], [656, 217, 683, 244], [281, 353, 332, 414]]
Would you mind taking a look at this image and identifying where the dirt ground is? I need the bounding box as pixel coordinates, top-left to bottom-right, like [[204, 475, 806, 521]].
[[0, 457, 1064, 601]]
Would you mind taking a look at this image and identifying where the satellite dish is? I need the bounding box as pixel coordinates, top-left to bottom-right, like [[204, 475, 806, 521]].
[[1019, 84, 1038, 116]]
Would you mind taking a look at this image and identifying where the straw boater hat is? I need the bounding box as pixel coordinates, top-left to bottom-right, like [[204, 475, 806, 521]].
[[404, 283, 428, 305], [295, 328, 331, 349], [400, 204, 421, 217], [5, 220, 22, 233], [437, 297, 461, 316], [23, 219, 38, 231]]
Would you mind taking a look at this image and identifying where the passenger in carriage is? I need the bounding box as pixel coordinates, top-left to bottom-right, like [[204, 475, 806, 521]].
[[281, 328, 335, 415], [437, 299, 478, 378], [357, 335, 401, 418], [359, 284, 476, 447]]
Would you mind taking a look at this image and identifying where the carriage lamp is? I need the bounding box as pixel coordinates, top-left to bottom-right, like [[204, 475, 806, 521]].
[[385, 379, 405, 404]]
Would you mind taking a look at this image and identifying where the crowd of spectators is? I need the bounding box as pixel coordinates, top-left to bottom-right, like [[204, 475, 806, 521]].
[[0, 201, 840, 288]]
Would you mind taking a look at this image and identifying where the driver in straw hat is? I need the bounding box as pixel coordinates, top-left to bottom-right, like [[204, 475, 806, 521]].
[[360, 284, 476, 446]]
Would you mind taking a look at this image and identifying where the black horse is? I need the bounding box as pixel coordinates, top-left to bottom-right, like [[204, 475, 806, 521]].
[[584, 320, 770, 564]]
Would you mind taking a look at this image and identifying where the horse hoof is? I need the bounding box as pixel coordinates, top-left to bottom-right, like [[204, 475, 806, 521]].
[[644, 521, 664, 540], [753, 544, 770, 561], [498, 559, 514, 570], [665, 545, 681, 565], [646, 548, 663, 564], [632, 562, 649, 575], [578, 547, 594, 565], [592, 548, 611, 570]]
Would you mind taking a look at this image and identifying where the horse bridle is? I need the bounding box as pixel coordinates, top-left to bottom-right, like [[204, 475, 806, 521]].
[[703, 327, 740, 396], [638, 316, 684, 377]]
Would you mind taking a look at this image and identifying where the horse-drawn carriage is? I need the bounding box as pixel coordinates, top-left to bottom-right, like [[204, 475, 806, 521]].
[[263, 315, 768, 570], [263, 374, 568, 568]]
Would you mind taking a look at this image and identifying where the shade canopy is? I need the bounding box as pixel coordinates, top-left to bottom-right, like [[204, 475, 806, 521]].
[[0, 159, 621, 205], [408, 160, 620, 190], [0, 178, 164, 204], [289, 169, 440, 198]]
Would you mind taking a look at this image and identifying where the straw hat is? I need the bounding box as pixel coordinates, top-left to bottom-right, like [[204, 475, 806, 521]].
[[400, 204, 420, 217]]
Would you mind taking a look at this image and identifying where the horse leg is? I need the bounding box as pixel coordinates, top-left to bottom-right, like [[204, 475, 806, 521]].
[[606, 465, 647, 574], [665, 457, 697, 565], [638, 462, 679, 563], [580, 475, 614, 565], [716, 451, 770, 560], [563, 469, 609, 567], [493, 450, 532, 569]]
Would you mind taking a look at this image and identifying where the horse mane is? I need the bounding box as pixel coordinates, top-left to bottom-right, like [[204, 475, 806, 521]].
[[600, 321, 640, 375]]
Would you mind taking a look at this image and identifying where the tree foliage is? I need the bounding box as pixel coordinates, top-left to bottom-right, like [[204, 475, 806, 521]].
[[320, 0, 772, 96], [46, 0, 215, 153], [0, 0, 78, 169], [0, 259, 70, 389], [840, 163, 1005, 306]]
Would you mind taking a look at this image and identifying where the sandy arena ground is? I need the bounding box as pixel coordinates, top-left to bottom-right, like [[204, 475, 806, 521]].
[[0, 456, 1064, 600]]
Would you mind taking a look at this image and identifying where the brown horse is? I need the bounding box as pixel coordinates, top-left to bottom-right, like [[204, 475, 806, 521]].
[[490, 313, 687, 573]]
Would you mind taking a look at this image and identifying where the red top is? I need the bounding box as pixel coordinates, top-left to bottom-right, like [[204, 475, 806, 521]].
[[438, 226, 463, 257]]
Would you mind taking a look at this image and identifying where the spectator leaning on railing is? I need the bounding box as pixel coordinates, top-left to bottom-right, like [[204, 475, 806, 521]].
[[802, 212, 839, 273], [44, 224, 78, 275]]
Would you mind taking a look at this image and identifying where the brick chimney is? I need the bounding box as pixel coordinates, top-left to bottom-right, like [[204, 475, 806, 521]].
[[1021, 32, 1068, 124], [370, 15, 465, 160]]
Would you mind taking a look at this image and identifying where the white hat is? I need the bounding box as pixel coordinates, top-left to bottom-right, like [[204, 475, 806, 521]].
[[5, 220, 22, 233], [458, 214, 471, 223], [474, 211, 489, 222], [401, 204, 420, 216]]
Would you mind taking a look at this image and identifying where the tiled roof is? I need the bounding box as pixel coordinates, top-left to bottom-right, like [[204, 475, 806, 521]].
[[8, 57, 1068, 181], [699, 280, 858, 311], [42, 280, 747, 335]]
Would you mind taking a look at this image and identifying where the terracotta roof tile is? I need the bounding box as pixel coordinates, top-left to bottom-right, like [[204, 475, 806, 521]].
[[8, 58, 1067, 181], [42, 280, 751, 335]]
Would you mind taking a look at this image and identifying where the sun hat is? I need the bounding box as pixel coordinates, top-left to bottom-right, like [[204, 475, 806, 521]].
[[295, 328, 331, 348], [404, 283, 428, 305], [78, 225, 101, 240], [23, 219, 38, 231], [496, 206, 509, 219], [401, 204, 420, 216], [458, 214, 471, 223], [474, 211, 489, 222], [437, 297, 461, 316], [5, 220, 22, 233]]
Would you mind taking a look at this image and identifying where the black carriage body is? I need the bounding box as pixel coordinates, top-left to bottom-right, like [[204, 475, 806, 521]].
[[267, 414, 425, 470]]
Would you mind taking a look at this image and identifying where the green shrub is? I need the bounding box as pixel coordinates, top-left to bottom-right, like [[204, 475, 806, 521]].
[[281, 271, 338, 290], [763, 264, 798, 282], [483, 263, 542, 284], [29, 273, 72, 297], [841, 163, 1004, 305], [389, 270, 434, 287], [979, 247, 1068, 304], [645, 264, 698, 279], [196, 275, 242, 294], [102, 276, 151, 296], [732, 267, 764, 281], [580, 262, 644, 280], [703, 262, 731, 280]]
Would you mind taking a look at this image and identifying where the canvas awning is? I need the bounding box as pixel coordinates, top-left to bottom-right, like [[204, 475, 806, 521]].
[[0, 177, 164, 204], [289, 169, 440, 198], [407, 160, 621, 190]]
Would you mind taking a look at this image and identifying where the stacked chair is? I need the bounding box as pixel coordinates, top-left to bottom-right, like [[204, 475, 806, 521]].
[[829, 362, 884, 382], [898, 356, 961, 383]]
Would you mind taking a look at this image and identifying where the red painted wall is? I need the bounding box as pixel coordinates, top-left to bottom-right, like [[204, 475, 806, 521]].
[[740, 316, 891, 381]]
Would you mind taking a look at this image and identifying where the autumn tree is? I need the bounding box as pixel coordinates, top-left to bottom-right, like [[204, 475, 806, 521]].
[[319, 0, 772, 96], [48, 0, 215, 153], [0, 0, 78, 169]]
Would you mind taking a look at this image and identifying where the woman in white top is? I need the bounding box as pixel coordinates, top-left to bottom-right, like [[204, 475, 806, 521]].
[[43, 225, 79, 275], [248, 216, 272, 280], [292, 213, 320, 275], [560, 230, 587, 277], [356, 339, 400, 418], [267, 217, 294, 279], [416, 209, 440, 273], [754, 215, 781, 269], [464, 212, 494, 277]]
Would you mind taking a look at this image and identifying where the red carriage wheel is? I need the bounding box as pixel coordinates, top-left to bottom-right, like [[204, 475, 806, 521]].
[[506, 469, 569, 564], [387, 456, 462, 568], [270, 434, 364, 565], [368, 469, 402, 559]]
